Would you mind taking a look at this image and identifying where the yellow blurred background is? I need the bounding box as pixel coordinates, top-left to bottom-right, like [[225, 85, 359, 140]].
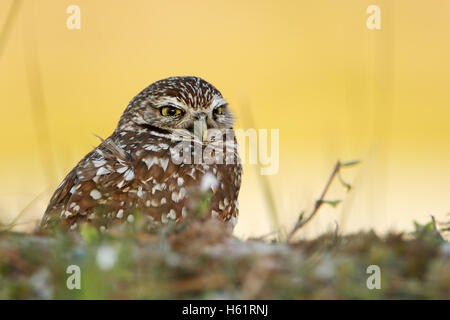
[[1, 0, 449, 238]]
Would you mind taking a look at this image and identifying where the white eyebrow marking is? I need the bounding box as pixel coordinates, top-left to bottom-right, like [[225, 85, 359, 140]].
[[211, 96, 227, 109], [155, 96, 186, 111]]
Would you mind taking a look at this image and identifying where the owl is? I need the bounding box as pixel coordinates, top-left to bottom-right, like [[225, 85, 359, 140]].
[[40, 76, 242, 232]]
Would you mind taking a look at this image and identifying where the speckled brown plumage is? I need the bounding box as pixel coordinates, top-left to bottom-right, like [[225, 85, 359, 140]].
[[41, 77, 242, 232]]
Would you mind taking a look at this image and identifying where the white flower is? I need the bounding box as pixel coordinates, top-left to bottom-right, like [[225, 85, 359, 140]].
[[30, 268, 53, 299], [96, 245, 117, 271]]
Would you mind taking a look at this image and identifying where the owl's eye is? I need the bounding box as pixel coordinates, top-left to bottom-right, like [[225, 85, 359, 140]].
[[160, 106, 184, 117], [213, 106, 224, 115]]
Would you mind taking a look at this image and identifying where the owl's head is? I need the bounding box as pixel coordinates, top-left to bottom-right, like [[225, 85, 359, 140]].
[[117, 76, 235, 141]]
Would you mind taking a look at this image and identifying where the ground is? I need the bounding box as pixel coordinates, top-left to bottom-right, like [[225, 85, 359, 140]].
[[0, 215, 448, 299]]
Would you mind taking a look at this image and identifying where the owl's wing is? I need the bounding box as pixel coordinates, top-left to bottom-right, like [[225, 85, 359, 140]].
[[41, 138, 136, 230], [45, 167, 78, 214]]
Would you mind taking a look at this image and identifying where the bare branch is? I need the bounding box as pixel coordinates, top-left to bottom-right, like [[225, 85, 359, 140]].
[[286, 161, 343, 242]]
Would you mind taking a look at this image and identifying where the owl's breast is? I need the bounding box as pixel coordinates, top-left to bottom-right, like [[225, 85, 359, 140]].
[[123, 131, 242, 227]]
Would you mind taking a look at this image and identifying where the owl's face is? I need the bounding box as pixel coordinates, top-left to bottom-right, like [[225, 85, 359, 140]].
[[118, 77, 235, 141]]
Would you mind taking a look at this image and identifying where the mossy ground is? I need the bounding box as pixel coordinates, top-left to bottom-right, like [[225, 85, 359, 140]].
[[0, 216, 448, 299]]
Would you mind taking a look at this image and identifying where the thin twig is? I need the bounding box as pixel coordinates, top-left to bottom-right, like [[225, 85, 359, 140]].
[[286, 161, 341, 242]]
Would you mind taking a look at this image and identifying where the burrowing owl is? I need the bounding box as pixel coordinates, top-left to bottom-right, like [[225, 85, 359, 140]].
[[41, 77, 242, 232]]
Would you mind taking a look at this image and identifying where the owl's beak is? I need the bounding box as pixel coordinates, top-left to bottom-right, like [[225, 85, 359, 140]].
[[194, 114, 208, 142]]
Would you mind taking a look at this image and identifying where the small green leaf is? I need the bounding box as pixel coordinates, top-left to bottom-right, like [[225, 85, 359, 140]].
[[322, 199, 342, 208], [297, 210, 305, 222], [341, 160, 360, 168], [338, 173, 352, 191]]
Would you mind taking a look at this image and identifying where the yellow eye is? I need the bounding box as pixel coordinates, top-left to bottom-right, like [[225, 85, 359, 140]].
[[214, 106, 223, 115], [160, 106, 183, 117]]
